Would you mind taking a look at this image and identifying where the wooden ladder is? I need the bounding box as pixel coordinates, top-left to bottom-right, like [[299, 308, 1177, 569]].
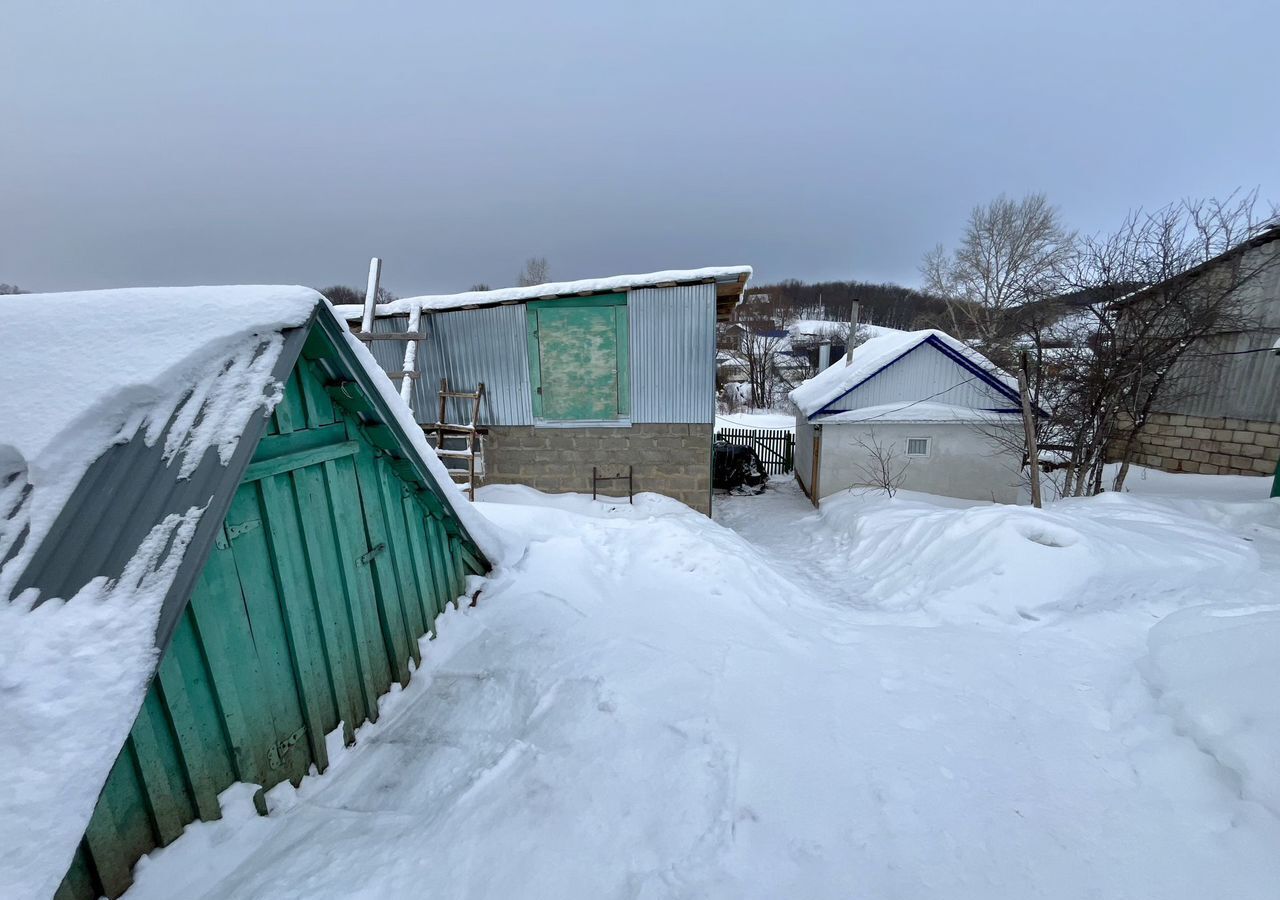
[[432, 378, 486, 501]]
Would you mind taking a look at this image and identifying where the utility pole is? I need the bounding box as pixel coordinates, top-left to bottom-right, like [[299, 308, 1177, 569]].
[[1018, 350, 1042, 508]]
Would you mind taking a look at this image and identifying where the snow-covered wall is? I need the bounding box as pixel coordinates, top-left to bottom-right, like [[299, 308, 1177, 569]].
[[818, 421, 1024, 503]]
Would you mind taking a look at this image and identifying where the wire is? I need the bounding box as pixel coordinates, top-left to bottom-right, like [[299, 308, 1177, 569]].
[[826, 373, 984, 424]]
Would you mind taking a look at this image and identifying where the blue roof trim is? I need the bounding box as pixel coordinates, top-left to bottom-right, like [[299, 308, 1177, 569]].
[[810, 336, 1022, 419]]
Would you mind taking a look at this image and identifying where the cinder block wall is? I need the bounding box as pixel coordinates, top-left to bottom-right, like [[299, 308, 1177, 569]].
[[479, 424, 713, 513], [1115, 412, 1280, 476]]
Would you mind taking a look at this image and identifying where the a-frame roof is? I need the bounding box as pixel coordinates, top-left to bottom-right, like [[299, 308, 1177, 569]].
[[789, 329, 1022, 419], [0, 287, 500, 899]]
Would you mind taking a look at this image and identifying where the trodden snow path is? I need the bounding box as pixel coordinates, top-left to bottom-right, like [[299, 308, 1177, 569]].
[[122, 480, 1280, 899]]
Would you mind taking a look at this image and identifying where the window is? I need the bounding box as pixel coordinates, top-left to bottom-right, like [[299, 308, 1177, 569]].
[[526, 295, 630, 422], [906, 437, 931, 457]]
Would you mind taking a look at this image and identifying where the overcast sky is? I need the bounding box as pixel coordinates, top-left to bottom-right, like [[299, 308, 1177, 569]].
[[4, 1, 1277, 296]]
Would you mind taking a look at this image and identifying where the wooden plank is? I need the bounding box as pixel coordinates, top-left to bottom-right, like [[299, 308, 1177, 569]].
[[82, 743, 153, 898], [221, 484, 314, 785], [398, 494, 438, 632], [352, 332, 427, 341], [297, 356, 337, 427], [242, 440, 358, 483], [127, 687, 196, 846], [323, 455, 390, 720], [154, 613, 231, 822], [348, 438, 413, 685], [292, 462, 367, 742], [53, 844, 96, 900], [422, 515, 451, 617], [257, 474, 337, 774], [185, 524, 279, 785], [374, 457, 426, 661]]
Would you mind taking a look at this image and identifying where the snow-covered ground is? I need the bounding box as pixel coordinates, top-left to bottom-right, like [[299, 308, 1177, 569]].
[[120, 474, 1280, 899], [714, 411, 795, 431]]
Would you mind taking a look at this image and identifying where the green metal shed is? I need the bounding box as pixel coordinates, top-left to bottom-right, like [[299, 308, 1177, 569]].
[[0, 288, 494, 899]]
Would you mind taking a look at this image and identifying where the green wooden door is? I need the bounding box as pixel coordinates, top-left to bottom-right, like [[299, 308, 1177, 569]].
[[527, 296, 629, 421]]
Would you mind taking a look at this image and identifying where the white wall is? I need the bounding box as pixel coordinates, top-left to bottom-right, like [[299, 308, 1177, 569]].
[[795, 414, 815, 496], [817, 421, 1024, 503]]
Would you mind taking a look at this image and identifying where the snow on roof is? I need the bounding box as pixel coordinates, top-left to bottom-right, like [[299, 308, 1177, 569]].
[[787, 320, 904, 341], [332, 265, 753, 318], [789, 329, 1018, 418], [0, 285, 321, 899], [818, 402, 1023, 425]]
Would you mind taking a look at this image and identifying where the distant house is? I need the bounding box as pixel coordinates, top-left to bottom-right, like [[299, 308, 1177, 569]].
[[1, 287, 494, 899], [337, 267, 752, 514], [790, 329, 1029, 504], [1113, 225, 1280, 477]]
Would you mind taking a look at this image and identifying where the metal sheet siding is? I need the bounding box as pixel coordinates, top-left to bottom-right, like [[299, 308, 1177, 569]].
[[1157, 328, 1280, 422], [825, 342, 1012, 413], [370, 307, 533, 425], [629, 284, 716, 423]]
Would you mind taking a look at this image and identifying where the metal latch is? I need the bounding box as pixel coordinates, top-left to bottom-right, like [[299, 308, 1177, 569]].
[[267, 726, 307, 770], [358, 543, 386, 566]]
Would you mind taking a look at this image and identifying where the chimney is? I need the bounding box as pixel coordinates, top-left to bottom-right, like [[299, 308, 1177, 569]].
[[818, 342, 831, 371], [845, 299, 860, 365]]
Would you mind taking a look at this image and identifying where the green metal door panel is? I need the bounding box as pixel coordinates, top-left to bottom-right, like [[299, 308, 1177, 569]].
[[82, 744, 153, 899], [184, 529, 281, 785], [154, 614, 232, 821], [221, 484, 314, 785], [323, 455, 392, 716], [536, 306, 620, 420], [290, 462, 368, 741], [348, 439, 413, 684], [256, 474, 337, 774], [126, 689, 195, 846]]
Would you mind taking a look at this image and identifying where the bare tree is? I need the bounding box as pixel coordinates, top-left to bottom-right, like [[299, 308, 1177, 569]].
[[739, 329, 790, 410], [320, 284, 398, 305], [0, 284, 25, 295], [469, 283, 491, 292], [1042, 191, 1278, 495], [921, 193, 1075, 365], [517, 257, 550, 287], [850, 430, 910, 497]]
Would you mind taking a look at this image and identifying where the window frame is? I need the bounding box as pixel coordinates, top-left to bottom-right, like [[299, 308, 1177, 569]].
[[525, 294, 630, 424], [905, 436, 932, 458]]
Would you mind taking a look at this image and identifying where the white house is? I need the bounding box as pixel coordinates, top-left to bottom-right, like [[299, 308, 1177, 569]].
[[790, 329, 1029, 504]]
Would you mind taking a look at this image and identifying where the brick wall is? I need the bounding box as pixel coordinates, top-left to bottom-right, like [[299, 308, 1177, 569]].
[[1115, 412, 1280, 476], [478, 423, 713, 514]]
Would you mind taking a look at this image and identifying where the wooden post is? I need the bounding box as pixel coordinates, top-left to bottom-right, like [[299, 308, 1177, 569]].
[[1018, 351, 1042, 509], [361, 257, 382, 334]]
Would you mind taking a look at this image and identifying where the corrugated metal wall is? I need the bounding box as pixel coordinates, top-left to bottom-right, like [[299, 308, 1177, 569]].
[[1156, 328, 1280, 421], [629, 284, 715, 423], [825, 343, 1012, 413], [364, 286, 715, 425], [371, 307, 534, 426]]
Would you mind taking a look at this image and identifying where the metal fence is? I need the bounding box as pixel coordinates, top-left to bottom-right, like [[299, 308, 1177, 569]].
[[715, 427, 795, 475]]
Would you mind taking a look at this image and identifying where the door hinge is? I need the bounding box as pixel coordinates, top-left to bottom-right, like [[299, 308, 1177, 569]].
[[267, 726, 307, 770], [357, 543, 386, 566], [215, 519, 261, 549]]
